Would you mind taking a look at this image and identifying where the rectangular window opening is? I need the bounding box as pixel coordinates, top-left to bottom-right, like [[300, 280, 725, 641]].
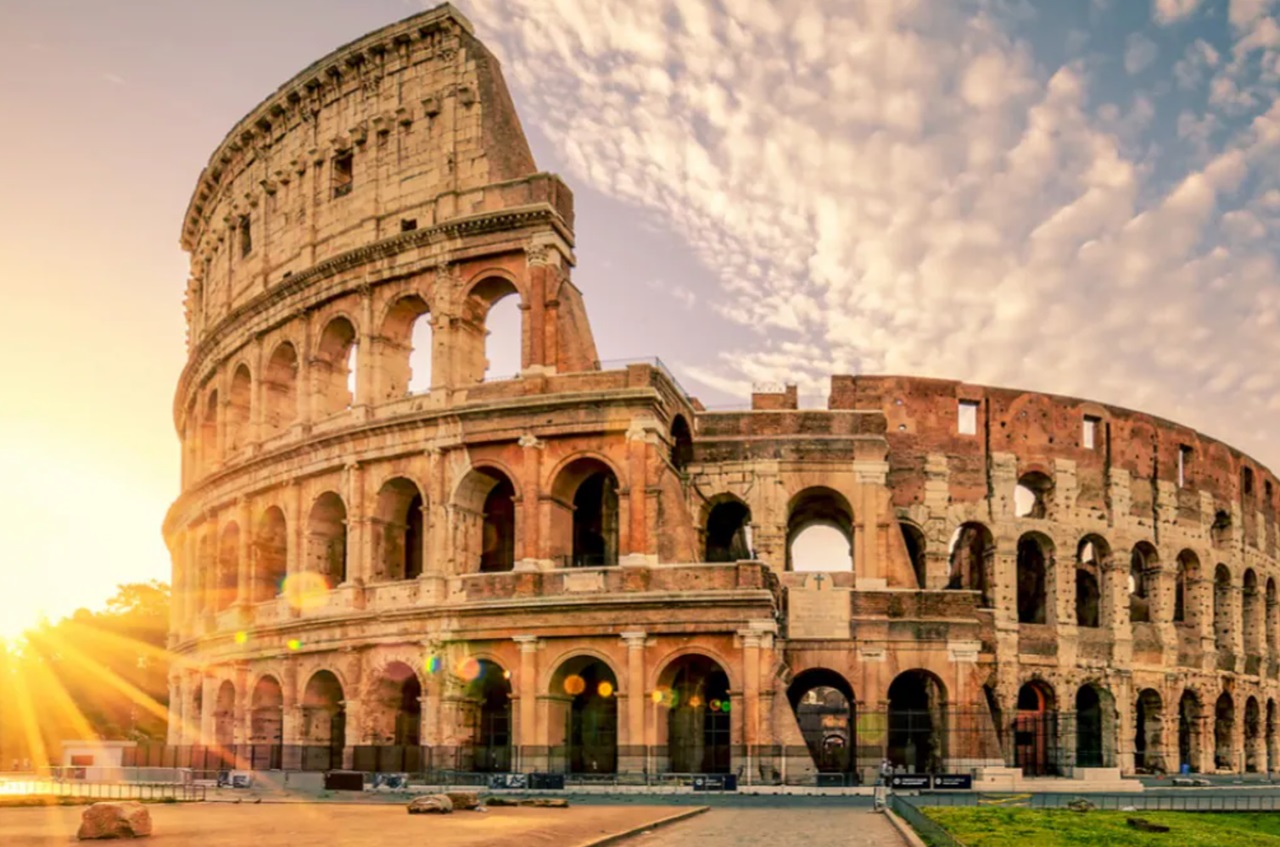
[[1178, 445, 1192, 489], [1082, 415, 1100, 450], [401, 218, 417, 232], [958, 400, 979, 436], [238, 216, 252, 257], [332, 151, 354, 199]]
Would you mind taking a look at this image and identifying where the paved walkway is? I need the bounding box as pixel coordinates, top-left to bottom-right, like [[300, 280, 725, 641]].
[[622, 807, 905, 846]]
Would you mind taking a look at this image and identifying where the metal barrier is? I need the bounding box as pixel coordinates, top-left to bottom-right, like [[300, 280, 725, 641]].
[[888, 793, 967, 847], [0, 777, 205, 803], [908, 791, 1280, 811]]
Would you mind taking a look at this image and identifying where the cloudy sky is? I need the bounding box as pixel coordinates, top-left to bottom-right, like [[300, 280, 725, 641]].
[[2, 0, 1279, 629]]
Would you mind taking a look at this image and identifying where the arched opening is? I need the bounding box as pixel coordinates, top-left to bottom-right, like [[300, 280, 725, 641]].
[[551, 657, 619, 774], [1215, 691, 1235, 771], [1175, 550, 1200, 624], [888, 671, 947, 773], [379, 295, 432, 398], [249, 676, 283, 745], [1214, 564, 1233, 653], [315, 317, 357, 415], [198, 533, 216, 614], [1075, 536, 1108, 628], [660, 655, 732, 774], [1243, 569, 1262, 659], [373, 478, 425, 582], [548, 457, 620, 568], [1268, 699, 1277, 774], [366, 662, 422, 747], [670, 415, 693, 473], [227, 364, 252, 452], [1075, 684, 1113, 768], [704, 497, 752, 563], [1179, 690, 1204, 773], [201, 390, 219, 469], [899, 522, 926, 589], [1268, 579, 1278, 655], [307, 492, 348, 587], [468, 278, 522, 381], [1014, 681, 1058, 776], [787, 669, 856, 776], [455, 468, 517, 573], [1017, 533, 1053, 625], [1246, 696, 1261, 773], [787, 487, 854, 572], [216, 523, 240, 612], [1015, 471, 1053, 518], [1129, 542, 1158, 624], [262, 342, 298, 437], [191, 684, 203, 745], [253, 507, 287, 604], [301, 671, 346, 769], [946, 522, 993, 604], [464, 659, 512, 773], [1135, 689, 1164, 773], [213, 680, 236, 749]]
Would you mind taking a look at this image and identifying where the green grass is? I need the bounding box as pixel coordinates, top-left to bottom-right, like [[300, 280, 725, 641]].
[[922, 807, 1280, 847]]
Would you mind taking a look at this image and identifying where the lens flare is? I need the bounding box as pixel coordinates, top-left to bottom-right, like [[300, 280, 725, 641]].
[[651, 686, 676, 707], [597, 680, 614, 698], [710, 699, 721, 712], [424, 655, 442, 675], [287, 638, 302, 651], [457, 657, 482, 682], [563, 674, 586, 696], [857, 712, 886, 744], [689, 695, 703, 708], [282, 572, 330, 612], [651, 689, 664, 704], [233, 631, 248, 645]]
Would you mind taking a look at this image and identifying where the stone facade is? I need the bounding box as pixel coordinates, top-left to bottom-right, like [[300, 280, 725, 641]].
[[165, 4, 1280, 782]]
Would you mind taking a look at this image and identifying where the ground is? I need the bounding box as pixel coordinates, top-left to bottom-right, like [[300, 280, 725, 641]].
[[923, 807, 1280, 847], [0, 802, 695, 847], [617, 806, 904, 846]]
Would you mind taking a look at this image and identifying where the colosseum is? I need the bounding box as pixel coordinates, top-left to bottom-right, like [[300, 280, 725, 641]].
[[162, 4, 1280, 787]]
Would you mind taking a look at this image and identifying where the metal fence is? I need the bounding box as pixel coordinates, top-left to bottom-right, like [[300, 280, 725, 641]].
[[0, 776, 205, 803], [888, 793, 966, 847], [908, 791, 1280, 811]]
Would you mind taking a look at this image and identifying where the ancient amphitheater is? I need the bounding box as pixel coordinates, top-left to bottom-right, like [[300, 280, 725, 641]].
[[163, 4, 1280, 785]]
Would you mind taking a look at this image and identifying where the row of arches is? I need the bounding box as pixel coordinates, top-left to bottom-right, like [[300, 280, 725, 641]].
[[187, 288, 523, 474]]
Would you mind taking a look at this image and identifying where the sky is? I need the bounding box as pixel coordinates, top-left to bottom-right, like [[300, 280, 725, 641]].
[[2, 0, 1280, 632]]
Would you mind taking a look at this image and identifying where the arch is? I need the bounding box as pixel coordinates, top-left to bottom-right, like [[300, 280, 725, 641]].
[[314, 316, 358, 416], [1214, 564, 1234, 653], [550, 456, 620, 568], [1243, 569, 1262, 658], [253, 507, 287, 604], [704, 496, 752, 563], [201, 389, 219, 469], [549, 656, 619, 774], [670, 415, 693, 472], [226, 363, 252, 452], [1075, 535, 1109, 628], [379, 294, 432, 398], [249, 675, 283, 745], [1015, 470, 1053, 518], [1215, 691, 1235, 771], [365, 661, 423, 747], [463, 659, 512, 773], [215, 522, 240, 612], [1268, 578, 1278, 654], [469, 276, 522, 381], [787, 487, 854, 572], [786, 668, 856, 776], [1017, 532, 1054, 625], [307, 492, 348, 587], [1075, 684, 1114, 768], [1174, 549, 1200, 624], [373, 477, 425, 582], [1129, 542, 1159, 624], [946, 522, 993, 603], [1268, 699, 1277, 774], [887, 670, 947, 773], [213, 680, 236, 749], [1179, 689, 1204, 773], [301, 670, 346, 767], [1014, 680, 1059, 776], [899, 521, 926, 589], [657, 654, 731, 773], [1134, 688, 1165, 772], [454, 466, 517, 572], [262, 341, 299, 437], [1246, 695, 1262, 773]]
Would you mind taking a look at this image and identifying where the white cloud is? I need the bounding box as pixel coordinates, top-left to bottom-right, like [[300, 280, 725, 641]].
[[1124, 32, 1159, 74], [1154, 0, 1203, 24], [471, 0, 1280, 470], [1174, 39, 1220, 89]]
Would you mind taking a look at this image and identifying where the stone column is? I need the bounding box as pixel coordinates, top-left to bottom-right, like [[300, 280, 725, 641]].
[[513, 636, 540, 768], [235, 499, 252, 608], [344, 461, 367, 593], [516, 435, 543, 568], [621, 632, 647, 774]]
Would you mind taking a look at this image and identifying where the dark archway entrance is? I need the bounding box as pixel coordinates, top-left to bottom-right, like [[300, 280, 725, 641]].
[[662, 655, 731, 774], [1014, 681, 1058, 776], [553, 658, 619, 774], [301, 671, 346, 770], [1215, 692, 1235, 771], [705, 498, 751, 562], [1075, 684, 1112, 768], [1135, 689, 1164, 772], [888, 671, 946, 773], [466, 660, 512, 773], [1179, 690, 1203, 772], [787, 669, 856, 776]]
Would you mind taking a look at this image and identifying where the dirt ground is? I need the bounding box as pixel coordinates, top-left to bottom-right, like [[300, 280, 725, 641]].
[[0, 801, 697, 846]]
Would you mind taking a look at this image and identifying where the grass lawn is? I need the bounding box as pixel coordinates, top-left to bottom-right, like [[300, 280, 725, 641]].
[[922, 807, 1280, 847]]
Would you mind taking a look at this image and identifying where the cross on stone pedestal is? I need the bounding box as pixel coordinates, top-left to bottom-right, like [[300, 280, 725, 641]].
[[812, 572, 826, 591]]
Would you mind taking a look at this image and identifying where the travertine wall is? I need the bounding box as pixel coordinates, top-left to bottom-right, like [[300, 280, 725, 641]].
[[166, 4, 1280, 780]]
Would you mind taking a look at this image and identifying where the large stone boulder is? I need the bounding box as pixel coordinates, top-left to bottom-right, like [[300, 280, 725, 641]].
[[407, 794, 453, 814], [519, 798, 570, 808], [445, 791, 480, 810], [77, 802, 153, 840], [484, 796, 519, 807]]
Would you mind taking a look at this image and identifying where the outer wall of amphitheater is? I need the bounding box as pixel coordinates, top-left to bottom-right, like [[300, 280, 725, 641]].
[[165, 4, 1280, 784]]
